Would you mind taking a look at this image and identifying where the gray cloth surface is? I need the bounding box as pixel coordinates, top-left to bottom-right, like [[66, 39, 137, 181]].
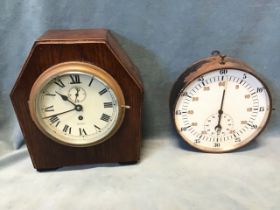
[[0, 0, 280, 209], [1, 136, 280, 210]]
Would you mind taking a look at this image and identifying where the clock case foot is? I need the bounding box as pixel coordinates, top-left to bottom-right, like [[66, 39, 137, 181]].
[[119, 161, 138, 165], [36, 167, 59, 172]]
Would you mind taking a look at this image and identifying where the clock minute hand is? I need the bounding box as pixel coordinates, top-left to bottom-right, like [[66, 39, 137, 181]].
[[55, 91, 76, 106], [42, 108, 76, 119]]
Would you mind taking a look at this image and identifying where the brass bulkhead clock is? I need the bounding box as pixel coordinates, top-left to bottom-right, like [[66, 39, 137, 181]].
[[170, 51, 272, 152]]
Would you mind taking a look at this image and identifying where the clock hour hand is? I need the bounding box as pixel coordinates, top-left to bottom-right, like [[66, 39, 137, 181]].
[[42, 108, 76, 119], [55, 91, 76, 106]]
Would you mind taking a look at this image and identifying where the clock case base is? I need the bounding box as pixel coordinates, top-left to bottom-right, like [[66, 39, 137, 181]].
[[36, 161, 138, 172], [10, 29, 144, 170]]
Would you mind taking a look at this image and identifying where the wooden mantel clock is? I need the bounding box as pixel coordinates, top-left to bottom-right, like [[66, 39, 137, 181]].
[[10, 29, 144, 171]]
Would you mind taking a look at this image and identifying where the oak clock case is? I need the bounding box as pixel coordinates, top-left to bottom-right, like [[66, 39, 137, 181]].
[[170, 52, 272, 152], [10, 29, 144, 170]]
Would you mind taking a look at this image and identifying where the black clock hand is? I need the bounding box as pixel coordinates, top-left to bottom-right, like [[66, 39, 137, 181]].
[[42, 108, 76, 119], [75, 87, 80, 103], [215, 89, 226, 133], [55, 91, 76, 106]]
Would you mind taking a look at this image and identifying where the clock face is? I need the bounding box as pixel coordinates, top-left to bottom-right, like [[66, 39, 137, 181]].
[[29, 62, 125, 147], [174, 69, 271, 152]]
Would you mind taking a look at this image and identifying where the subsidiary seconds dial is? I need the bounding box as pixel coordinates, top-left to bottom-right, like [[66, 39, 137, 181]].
[[29, 62, 125, 147]]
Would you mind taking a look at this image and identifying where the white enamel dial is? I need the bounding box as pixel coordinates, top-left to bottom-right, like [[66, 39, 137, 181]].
[[29, 62, 125, 147], [174, 69, 271, 152]]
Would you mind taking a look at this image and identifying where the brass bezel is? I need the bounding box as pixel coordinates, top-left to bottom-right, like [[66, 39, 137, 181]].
[[172, 55, 272, 153], [29, 61, 126, 147]]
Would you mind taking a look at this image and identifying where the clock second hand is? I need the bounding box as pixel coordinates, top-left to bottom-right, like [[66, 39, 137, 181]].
[[75, 87, 80, 103], [215, 89, 226, 134], [215, 80, 228, 134], [42, 108, 76, 119]]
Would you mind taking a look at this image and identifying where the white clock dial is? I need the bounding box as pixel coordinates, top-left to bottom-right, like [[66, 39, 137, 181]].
[[29, 62, 126, 147], [174, 69, 271, 152]]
